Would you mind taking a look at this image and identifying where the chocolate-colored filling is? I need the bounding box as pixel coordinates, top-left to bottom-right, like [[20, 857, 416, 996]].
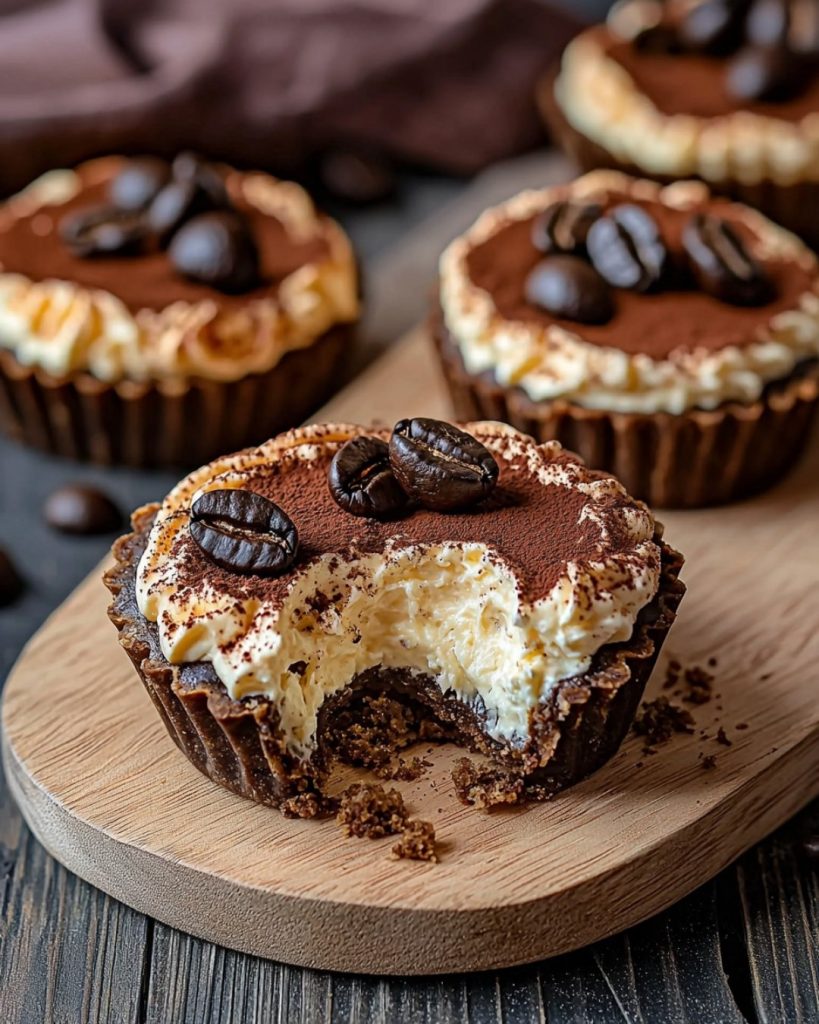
[[165, 433, 640, 612], [598, 25, 819, 119], [465, 191, 813, 358], [0, 161, 330, 313]]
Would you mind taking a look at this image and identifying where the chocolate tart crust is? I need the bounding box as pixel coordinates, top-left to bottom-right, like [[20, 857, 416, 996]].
[[104, 505, 685, 810], [536, 67, 819, 251], [0, 322, 352, 468], [432, 307, 819, 509]]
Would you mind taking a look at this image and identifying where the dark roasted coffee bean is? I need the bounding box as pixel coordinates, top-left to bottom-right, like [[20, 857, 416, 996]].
[[169, 212, 260, 293], [171, 152, 229, 207], [531, 201, 602, 255], [60, 205, 148, 258], [726, 44, 807, 101], [389, 418, 498, 512], [747, 0, 789, 46], [328, 436, 408, 517], [586, 204, 669, 292], [682, 213, 773, 305], [190, 488, 298, 576], [109, 158, 171, 212], [319, 148, 396, 205], [525, 256, 614, 324], [678, 0, 749, 54], [0, 546, 24, 607], [147, 165, 228, 246], [43, 484, 122, 535]]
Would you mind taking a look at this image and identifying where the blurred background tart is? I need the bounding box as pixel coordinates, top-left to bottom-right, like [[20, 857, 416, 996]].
[[0, 155, 360, 467], [539, 0, 819, 249], [433, 169, 819, 507]]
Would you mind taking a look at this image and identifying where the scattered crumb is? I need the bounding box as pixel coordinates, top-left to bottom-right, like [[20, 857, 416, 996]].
[[736, 723, 749, 731], [632, 697, 695, 752], [760, 672, 772, 681], [391, 820, 438, 862], [390, 756, 432, 782], [662, 659, 682, 690], [281, 792, 339, 819], [336, 783, 407, 838], [707, 656, 718, 668], [681, 665, 714, 705], [716, 727, 732, 747], [451, 757, 526, 809], [701, 754, 717, 771]]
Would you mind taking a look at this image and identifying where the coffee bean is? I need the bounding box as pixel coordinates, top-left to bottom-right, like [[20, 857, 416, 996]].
[[171, 152, 229, 208], [169, 212, 260, 293], [389, 418, 498, 512], [60, 205, 148, 258], [531, 201, 602, 255], [43, 485, 122, 535], [525, 256, 614, 325], [726, 44, 806, 101], [109, 158, 171, 212], [747, 0, 789, 46], [678, 0, 749, 55], [682, 213, 773, 305], [587, 204, 669, 292], [328, 436, 408, 518], [0, 546, 24, 607], [319, 148, 396, 206], [190, 489, 298, 576]]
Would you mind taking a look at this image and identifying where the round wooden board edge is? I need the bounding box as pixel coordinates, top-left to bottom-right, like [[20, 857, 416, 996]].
[[4, 693, 819, 975]]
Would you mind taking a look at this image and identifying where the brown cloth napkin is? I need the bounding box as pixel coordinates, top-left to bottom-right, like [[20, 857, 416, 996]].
[[0, 0, 580, 193]]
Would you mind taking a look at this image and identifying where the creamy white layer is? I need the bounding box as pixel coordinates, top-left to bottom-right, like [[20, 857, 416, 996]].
[[0, 161, 359, 383], [135, 422, 661, 759], [439, 172, 819, 415], [555, 7, 819, 186]]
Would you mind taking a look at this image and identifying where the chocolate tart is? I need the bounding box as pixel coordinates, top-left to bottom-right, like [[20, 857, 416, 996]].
[[433, 172, 819, 507], [539, 2, 819, 248], [0, 158, 359, 467], [105, 422, 685, 809]]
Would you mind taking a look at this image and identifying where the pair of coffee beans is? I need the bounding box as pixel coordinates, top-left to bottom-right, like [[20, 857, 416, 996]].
[[329, 419, 499, 518], [60, 154, 259, 294]]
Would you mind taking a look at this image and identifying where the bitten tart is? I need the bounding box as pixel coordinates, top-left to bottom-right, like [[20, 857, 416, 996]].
[[433, 170, 819, 507], [540, 0, 819, 247], [0, 156, 359, 466], [105, 420, 684, 811]]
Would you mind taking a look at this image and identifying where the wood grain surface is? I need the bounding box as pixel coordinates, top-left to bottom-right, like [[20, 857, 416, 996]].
[[3, 323, 819, 975]]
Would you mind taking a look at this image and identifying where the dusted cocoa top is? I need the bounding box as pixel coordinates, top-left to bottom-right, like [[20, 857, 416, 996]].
[[0, 159, 329, 314], [464, 188, 813, 359]]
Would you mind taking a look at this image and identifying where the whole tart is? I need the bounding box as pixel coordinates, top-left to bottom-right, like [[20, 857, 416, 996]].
[[0, 158, 359, 467], [105, 421, 684, 810], [433, 170, 819, 507], [539, 0, 819, 247]]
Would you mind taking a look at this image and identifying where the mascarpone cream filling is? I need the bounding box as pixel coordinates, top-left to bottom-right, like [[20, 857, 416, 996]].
[[439, 172, 819, 415], [554, 13, 819, 186], [0, 165, 359, 384], [135, 422, 661, 759]]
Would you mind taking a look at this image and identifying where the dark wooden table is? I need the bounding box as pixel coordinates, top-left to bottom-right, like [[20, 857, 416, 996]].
[[1, 165, 817, 1024]]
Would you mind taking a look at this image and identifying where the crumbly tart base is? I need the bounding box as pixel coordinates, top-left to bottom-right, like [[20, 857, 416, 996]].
[[432, 311, 819, 509], [104, 506, 685, 811], [536, 69, 819, 251], [0, 323, 351, 468]]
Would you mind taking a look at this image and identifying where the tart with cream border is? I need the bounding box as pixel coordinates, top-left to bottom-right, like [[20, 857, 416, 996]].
[[105, 421, 684, 809]]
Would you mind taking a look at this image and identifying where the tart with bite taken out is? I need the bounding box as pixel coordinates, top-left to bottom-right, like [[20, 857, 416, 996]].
[[433, 170, 819, 507], [105, 419, 684, 811], [0, 155, 359, 466]]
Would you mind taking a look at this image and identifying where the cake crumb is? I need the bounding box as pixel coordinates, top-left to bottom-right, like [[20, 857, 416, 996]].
[[701, 754, 717, 771], [390, 756, 432, 782], [716, 727, 732, 747], [390, 820, 438, 862], [681, 665, 715, 705], [451, 757, 525, 809], [281, 792, 339, 819], [336, 782, 407, 838], [633, 697, 695, 751]]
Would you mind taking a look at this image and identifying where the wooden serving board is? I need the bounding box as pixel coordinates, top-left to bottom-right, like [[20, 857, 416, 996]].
[[3, 324, 819, 975]]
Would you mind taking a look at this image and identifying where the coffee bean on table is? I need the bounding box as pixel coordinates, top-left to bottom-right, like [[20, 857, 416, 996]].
[[389, 419, 499, 512], [525, 256, 614, 325], [531, 201, 602, 255], [169, 212, 260, 293], [60, 205, 148, 258], [586, 204, 669, 292], [726, 44, 805, 101], [682, 213, 773, 305], [328, 436, 408, 518], [43, 485, 122, 535], [319, 148, 396, 206], [0, 546, 24, 607], [109, 158, 171, 212], [190, 489, 298, 576]]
